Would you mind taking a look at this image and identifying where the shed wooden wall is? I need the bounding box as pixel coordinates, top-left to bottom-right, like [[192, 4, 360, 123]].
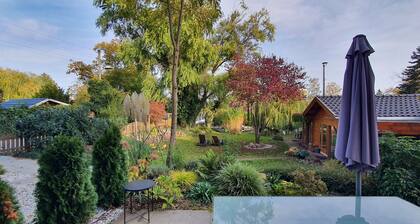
[[309, 109, 337, 150], [304, 105, 420, 157], [378, 122, 420, 136]]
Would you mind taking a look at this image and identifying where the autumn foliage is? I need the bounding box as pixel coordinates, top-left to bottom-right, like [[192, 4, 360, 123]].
[[228, 55, 305, 104], [227, 55, 305, 143], [1, 173, 24, 224], [150, 101, 166, 124]]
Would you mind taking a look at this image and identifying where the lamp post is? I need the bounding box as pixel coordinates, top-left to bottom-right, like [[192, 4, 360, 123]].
[[322, 61, 328, 96]]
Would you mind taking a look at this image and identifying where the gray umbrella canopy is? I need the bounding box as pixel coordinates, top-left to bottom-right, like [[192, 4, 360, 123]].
[[335, 34, 380, 195]]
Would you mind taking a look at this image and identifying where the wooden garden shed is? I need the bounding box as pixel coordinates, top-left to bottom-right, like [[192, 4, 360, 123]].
[[302, 94, 420, 157]]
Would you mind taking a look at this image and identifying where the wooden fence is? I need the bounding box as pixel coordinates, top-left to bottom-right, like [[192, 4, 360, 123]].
[[0, 135, 30, 155]]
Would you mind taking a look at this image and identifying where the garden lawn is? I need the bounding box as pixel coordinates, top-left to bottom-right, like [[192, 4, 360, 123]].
[[242, 158, 317, 173], [174, 131, 290, 162]]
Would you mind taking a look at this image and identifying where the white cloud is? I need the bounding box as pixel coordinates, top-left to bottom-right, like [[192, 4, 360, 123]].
[[221, 0, 420, 91], [0, 18, 59, 40]]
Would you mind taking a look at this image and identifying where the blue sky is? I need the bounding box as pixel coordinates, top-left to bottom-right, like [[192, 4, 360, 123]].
[[1, 0, 419, 92]]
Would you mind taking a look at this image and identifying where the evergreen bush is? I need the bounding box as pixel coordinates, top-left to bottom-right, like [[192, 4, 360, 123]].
[[35, 136, 97, 224], [92, 124, 127, 208], [291, 169, 327, 196]]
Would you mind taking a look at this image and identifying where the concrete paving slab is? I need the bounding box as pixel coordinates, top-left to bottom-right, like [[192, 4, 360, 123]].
[[113, 209, 212, 224]]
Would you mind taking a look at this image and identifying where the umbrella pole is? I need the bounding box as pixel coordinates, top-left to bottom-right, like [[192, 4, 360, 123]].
[[356, 170, 362, 196]]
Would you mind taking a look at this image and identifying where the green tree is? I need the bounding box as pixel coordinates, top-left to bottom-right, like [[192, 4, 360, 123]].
[[34, 81, 70, 103], [94, 0, 222, 168], [398, 46, 420, 94], [178, 3, 275, 126], [0, 69, 55, 100], [35, 136, 97, 224], [92, 124, 127, 208], [87, 79, 126, 127]]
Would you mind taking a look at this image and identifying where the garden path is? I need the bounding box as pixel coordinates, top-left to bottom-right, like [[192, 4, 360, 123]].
[[0, 156, 37, 223], [0, 156, 124, 224]]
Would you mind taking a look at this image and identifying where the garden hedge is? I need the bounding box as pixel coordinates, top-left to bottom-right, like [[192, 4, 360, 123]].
[[15, 106, 108, 156]]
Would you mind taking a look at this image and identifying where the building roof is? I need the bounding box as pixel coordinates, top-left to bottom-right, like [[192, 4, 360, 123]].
[[305, 94, 420, 122], [0, 98, 69, 109]]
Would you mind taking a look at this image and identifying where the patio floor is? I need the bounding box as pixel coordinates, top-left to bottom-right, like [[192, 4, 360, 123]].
[[112, 210, 212, 224]]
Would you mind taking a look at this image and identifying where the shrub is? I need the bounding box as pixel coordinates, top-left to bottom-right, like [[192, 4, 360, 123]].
[[184, 160, 198, 171], [0, 175, 24, 224], [215, 163, 265, 196], [124, 139, 152, 167], [378, 168, 419, 205], [214, 108, 244, 133], [147, 163, 169, 179], [291, 169, 327, 196], [187, 182, 216, 204], [35, 136, 97, 224], [271, 180, 303, 196], [92, 124, 127, 208], [0, 107, 32, 136], [173, 151, 186, 169], [152, 176, 182, 209], [169, 171, 198, 191], [317, 160, 354, 195], [376, 134, 420, 205], [128, 159, 149, 181], [16, 106, 109, 154], [197, 150, 236, 183], [149, 101, 166, 124]]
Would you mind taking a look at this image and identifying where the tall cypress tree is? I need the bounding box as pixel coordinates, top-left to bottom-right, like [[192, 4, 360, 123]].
[[35, 136, 97, 224], [399, 47, 420, 94], [92, 123, 127, 208]]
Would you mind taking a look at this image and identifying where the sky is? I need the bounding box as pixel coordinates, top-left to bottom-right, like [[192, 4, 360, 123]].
[[0, 0, 419, 92]]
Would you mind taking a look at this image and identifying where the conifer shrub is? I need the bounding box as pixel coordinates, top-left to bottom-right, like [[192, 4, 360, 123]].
[[35, 136, 97, 224], [92, 124, 127, 208]]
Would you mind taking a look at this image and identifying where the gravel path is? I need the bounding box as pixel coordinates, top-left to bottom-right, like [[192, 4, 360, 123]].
[[0, 156, 37, 223], [0, 156, 122, 224]]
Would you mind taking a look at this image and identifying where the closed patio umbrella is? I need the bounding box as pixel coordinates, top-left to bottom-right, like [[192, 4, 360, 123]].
[[335, 34, 380, 196]]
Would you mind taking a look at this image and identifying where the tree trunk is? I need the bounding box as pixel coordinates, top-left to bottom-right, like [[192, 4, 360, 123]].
[[254, 101, 261, 144], [166, 0, 184, 169]]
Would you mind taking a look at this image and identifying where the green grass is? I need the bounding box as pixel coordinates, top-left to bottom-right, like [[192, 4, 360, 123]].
[[151, 129, 315, 173], [242, 158, 316, 173], [174, 131, 289, 162]]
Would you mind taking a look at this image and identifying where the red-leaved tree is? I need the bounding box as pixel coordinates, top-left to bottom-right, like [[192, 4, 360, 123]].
[[227, 55, 306, 143]]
